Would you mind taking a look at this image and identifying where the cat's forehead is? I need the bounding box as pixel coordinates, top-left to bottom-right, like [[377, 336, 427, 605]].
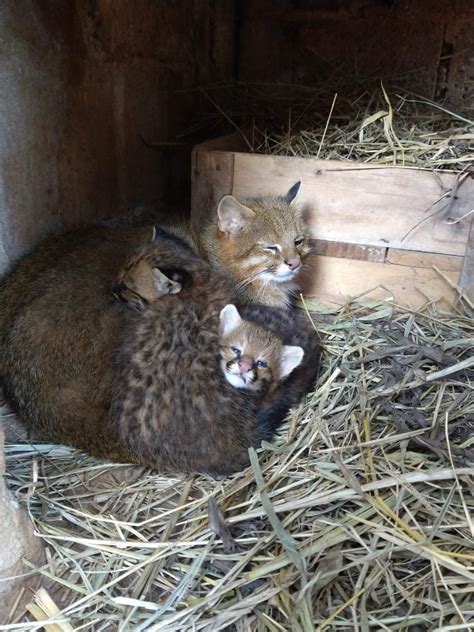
[[244, 196, 303, 234], [228, 322, 281, 353]]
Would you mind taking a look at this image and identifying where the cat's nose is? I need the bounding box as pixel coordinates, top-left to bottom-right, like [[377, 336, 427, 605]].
[[238, 357, 253, 374], [285, 256, 301, 271]]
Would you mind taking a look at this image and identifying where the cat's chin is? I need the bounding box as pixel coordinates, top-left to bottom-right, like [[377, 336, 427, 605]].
[[273, 272, 298, 284], [260, 270, 298, 284], [224, 371, 257, 391]]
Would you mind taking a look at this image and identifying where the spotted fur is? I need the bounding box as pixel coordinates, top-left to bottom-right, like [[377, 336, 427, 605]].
[[112, 288, 317, 476], [0, 224, 320, 475]]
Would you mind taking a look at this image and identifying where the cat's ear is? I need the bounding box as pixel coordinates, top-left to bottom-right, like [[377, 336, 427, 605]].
[[280, 345, 304, 378], [217, 196, 256, 236], [219, 304, 242, 335], [284, 181, 302, 206]]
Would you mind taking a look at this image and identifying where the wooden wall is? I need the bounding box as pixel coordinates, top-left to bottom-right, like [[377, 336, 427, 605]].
[[0, 0, 236, 274], [237, 0, 474, 110], [1, 0, 473, 275]]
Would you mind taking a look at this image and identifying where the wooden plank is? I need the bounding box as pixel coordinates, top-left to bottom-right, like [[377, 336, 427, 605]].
[[310, 241, 464, 270], [311, 239, 386, 262], [191, 148, 235, 229], [459, 218, 474, 305], [304, 255, 460, 311], [386, 249, 464, 272], [229, 152, 473, 256]]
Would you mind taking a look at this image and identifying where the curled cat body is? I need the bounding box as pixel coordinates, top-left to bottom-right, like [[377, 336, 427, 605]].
[[112, 299, 310, 476], [0, 227, 201, 461], [0, 228, 320, 474]]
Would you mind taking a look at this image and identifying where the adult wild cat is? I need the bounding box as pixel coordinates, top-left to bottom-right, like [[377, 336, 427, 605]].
[[0, 229, 320, 474], [197, 181, 313, 308]]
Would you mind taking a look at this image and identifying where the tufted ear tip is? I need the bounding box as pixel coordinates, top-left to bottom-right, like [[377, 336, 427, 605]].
[[284, 181, 302, 206]]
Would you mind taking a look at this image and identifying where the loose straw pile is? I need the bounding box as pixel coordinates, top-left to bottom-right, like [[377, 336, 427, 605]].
[[197, 84, 474, 171], [3, 300, 473, 630]]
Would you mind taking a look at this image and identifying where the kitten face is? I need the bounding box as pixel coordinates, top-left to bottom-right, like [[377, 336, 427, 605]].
[[113, 251, 185, 312], [219, 304, 303, 393], [216, 182, 313, 292]]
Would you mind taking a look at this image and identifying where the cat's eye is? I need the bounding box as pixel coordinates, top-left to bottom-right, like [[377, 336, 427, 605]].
[[256, 359, 268, 368], [261, 243, 280, 252], [230, 346, 241, 357], [294, 237, 304, 247]]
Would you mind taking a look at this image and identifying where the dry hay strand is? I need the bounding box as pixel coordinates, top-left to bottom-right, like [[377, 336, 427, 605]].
[[252, 89, 473, 171], [2, 301, 474, 631], [195, 83, 473, 172]]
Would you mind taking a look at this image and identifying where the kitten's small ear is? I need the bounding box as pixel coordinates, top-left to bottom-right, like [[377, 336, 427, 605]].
[[217, 196, 256, 236], [284, 181, 302, 206], [219, 304, 242, 335], [280, 345, 304, 379]]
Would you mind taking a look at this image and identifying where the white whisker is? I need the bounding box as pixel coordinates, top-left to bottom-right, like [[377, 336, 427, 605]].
[[233, 269, 268, 296], [255, 274, 273, 303]]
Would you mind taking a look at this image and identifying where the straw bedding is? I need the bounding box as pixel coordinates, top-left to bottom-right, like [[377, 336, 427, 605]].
[[198, 84, 473, 171], [3, 299, 473, 631], [2, 85, 473, 631], [250, 90, 474, 170]]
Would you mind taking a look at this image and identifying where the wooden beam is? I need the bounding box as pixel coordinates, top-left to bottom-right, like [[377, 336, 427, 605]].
[[310, 239, 386, 262]]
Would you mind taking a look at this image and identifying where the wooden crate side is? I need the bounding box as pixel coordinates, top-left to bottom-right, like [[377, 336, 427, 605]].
[[305, 255, 460, 310], [191, 149, 235, 229], [230, 153, 473, 256], [311, 240, 464, 270], [385, 249, 463, 272]]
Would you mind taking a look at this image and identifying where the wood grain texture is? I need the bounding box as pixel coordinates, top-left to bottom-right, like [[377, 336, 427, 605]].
[[191, 149, 235, 229], [238, 0, 474, 110], [386, 249, 464, 272], [231, 153, 473, 256], [306, 255, 460, 310], [1, 1, 238, 275]]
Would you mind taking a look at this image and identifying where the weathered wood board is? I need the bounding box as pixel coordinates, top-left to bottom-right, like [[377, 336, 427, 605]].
[[191, 134, 474, 310], [302, 255, 460, 310]]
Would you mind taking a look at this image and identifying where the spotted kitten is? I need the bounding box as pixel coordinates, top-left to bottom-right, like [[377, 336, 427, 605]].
[[219, 304, 303, 393], [110, 255, 318, 476], [112, 250, 184, 312]]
